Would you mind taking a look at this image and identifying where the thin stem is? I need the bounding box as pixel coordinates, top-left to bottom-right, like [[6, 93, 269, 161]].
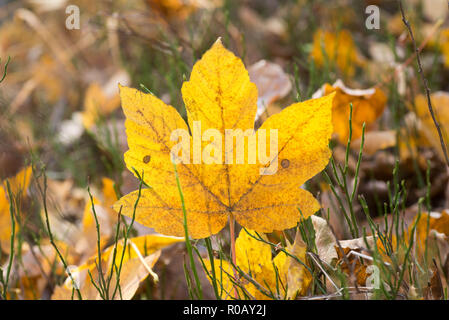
[[398, 0, 449, 167], [173, 163, 202, 299], [3, 181, 16, 299], [229, 215, 239, 300], [0, 56, 10, 83]]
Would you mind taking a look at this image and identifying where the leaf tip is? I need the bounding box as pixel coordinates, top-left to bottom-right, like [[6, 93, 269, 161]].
[[214, 37, 223, 47]]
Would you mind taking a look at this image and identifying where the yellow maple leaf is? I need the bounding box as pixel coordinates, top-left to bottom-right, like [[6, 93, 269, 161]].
[[310, 29, 363, 77], [203, 228, 312, 300], [114, 39, 334, 239], [314, 80, 387, 144]]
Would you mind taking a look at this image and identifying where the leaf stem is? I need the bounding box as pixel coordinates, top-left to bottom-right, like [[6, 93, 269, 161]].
[[229, 215, 239, 300]]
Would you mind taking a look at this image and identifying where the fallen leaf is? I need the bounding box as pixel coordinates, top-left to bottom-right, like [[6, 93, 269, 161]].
[[52, 234, 183, 300], [275, 229, 312, 299], [424, 265, 445, 300], [335, 247, 369, 287], [414, 210, 449, 256], [248, 60, 292, 120], [412, 92, 449, 162], [352, 130, 397, 156], [313, 80, 387, 144], [203, 228, 311, 300], [146, 0, 219, 20], [310, 215, 375, 266], [0, 167, 32, 252], [3, 241, 75, 299], [310, 215, 338, 265], [82, 82, 121, 129], [114, 39, 334, 239], [438, 29, 449, 68]]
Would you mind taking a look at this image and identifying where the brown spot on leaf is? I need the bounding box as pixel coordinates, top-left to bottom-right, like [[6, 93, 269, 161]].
[[281, 159, 290, 168], [143, 155, 151, 164]]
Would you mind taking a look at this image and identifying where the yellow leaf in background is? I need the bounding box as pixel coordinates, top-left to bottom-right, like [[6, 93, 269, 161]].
[[77, 177, 121, 257], [438, 29, 449, 68], [310, 29, 362, 77], [235, 229, 272, 277], [52, 234, 183, 300], [0, 188, 12, 249], [32, 55, 64, 104], [375, 210, 449, 264], [82, 178, 118, 232], [313, 80, 387, 144], [146, 0, 220, 20], [412, 92, 449, 162], [37, 178, 86, 250], [103, 234, 184, 266], [80, 196, 111, 253], [0, 167, 32, 251], [146, 0, 197, 20], [2, 166, 32, 196], [114, 39, 334, 239], [5, 241, 76, 300], [82, 83, 121, 129], [101, 177, 118, 208], [203, 228, 311, 300], [273, 230, 312, 299], [52, 251, 161, 300], [414, 210, 449, 255]]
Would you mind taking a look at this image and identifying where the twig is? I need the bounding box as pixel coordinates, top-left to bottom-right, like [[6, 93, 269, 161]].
[[398, 0, 449, 167], [307, 252, 340, 292], [33, 166, 83, 300]]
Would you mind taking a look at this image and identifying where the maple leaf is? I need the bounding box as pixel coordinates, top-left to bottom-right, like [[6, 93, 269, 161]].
[[203, 228, 312, 300], [114, 39, 334, 239]]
